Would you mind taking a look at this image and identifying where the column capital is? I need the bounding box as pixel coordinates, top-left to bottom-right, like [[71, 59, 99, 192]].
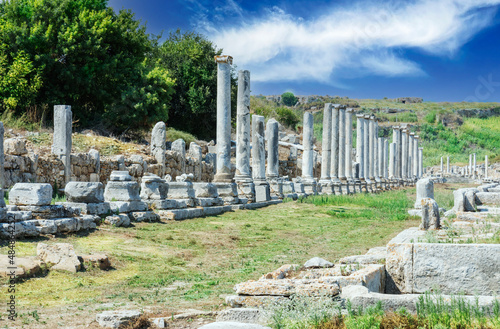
[[356, 113, 365, 118], [363, 114, 370, 120], [409, 132, 415, 137], [346, 108, 354, 113], [214, 55, 233, 64], [414, 135, 419, 140]]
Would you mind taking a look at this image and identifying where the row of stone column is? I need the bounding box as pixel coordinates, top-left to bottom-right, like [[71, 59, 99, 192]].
[[389, 126, 422, 180], [439, 154, 490, 179]]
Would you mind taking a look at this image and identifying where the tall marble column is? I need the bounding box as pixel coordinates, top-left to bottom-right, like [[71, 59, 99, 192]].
[[53, 105, 72, 184], [383, 138, 389, 179], [330, 105, 340, 183], [389, 142, 396, 179], [252, 115, 266, 183], [320, 104, 332, 187], [469, 154, 473, 177], [356, 114, 364, 180], [345, 108, 354, 181], [485, 155, 489, 179], [368, 116, 376, 180], [395, 127, 402, 179], [252, 115, 270, 202], [235, 70, 252, 183], [446, 156, 450, 174], [302, 112, 314, 180], [392, 127, 399, 179], [409, 133, 414, 178], [401, 128, 408, 179], [214, 55, 233, 182], [440, 157, 444, 172], [377, 137, 383, 178], [363, 115, 370, 181], [413, 136, 419, 178], [418, 147, 423, 178], [473, 153, 477, 178], [266, 119, 279, 180], [338, 108, 346, 180]]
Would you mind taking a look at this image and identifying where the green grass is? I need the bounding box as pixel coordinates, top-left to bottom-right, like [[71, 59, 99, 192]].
[[166, 127, 197, 145], [0, 189, 418, 313], [268, 292, 500, 329]]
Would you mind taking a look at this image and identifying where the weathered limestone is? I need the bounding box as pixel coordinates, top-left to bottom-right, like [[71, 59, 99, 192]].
[[319, 104, 333, 193], [52, 105, 72, 184], [140, 174, 168, 200], [345, 108, 354, 182], [235, 70, 252, 183], [89, 149, 100, 182], [302, 112, 317, 194], [189, 142, 203, 181], [65, 182, 104, 203], [414, 178, 434, 209], [330, 105, 340, 183], [420, 198, 440, 230], [252, 115, 270, 202], [9, 183, 52, 206], [151, 122, 167, 177], [96, 310, 142, 329], [37, 243, 81, 273], [214, 55, 233, 182], [356, 114, 364, 180], [386, 239, 500, 295], [171, 139, 186, 174], [193, 182, 223, 207]]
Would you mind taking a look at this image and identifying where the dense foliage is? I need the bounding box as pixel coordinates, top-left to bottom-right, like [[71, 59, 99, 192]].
[[0, 0, 236, 137], [159, 30, 236, 140], [281, 91, 298, 106]]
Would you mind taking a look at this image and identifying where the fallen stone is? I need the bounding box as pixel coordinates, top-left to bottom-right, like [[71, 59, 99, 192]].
[[128, 211, 160, 222], [261, 264, 300, 280], [420, 198, 440, 230], [65, 182, 104, 203], [234, 278, 340, 297], [107, 201, 148, 213], [9, 183, 52, 206], [225, 295, 286, 308], [150, 317, 167, 328], [109, 171, 133, 182], [476, 192, 500, 206], [37, 243, 81, 273], [414, 178, 434, 209], [60, 202, 110, 215], [0, 255, 41, 279], [304, 257, 334, 268], [79, 254, 111, 270], [104, 214, 130, 227], [4, 138, 28, 155], [140, 175, 168, 200], [96, 310, 141, 328], [18, 205, 80, 219]]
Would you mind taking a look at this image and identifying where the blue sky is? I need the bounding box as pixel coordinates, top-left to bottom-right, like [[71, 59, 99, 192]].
[[108, 0, 500, 102]]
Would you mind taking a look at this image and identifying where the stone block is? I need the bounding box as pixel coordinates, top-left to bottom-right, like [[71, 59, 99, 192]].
[[158, 208, 204, 221], [149, 199, 182, 210], [109, 171, 133, 181], [167, 182, 195, 199], [80, 254, 111, 270], [4, 211, 32, 222], [235, 278, 340, 297], [5, 138, 28, 155], [65, 182, 104, 203], [414, 178, 434, 209], [0, 221, 38, 239], [200, 322, 271, 329], [0, 255, 41, 279], [140, 175, 168, 200], [9, 183, 52, 206], [420, 198, 440, 230], [216, 308, 270, 325], [104, 181, 141, 202], [128, 211, 160, 222], [104, 214, 131, 227], [476, 192, 500, 206], [18, 205, 80, 219], [60, 202, 111, 215], [225, 295, 286, 308], [195, 198, 224, 207], [193, 182, 219, 198], [304, 257, 334, 268], [37, 243, 81, 273], [254, 183, 271, 202], [96, 310, 141, 329]]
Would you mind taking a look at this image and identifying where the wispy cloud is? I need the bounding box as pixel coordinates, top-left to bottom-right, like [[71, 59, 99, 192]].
[[196, 0, 500, 84]]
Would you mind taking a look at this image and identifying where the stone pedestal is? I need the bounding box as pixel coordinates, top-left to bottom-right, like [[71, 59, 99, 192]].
[[52, 105, 72, 185], [282, 181, 298, 200], [269, 179, 284, 199], [214, 182, 240, 205]]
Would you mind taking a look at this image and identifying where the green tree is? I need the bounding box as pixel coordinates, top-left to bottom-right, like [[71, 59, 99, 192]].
[[159, 30, 236, 140], [281, 92, 298, 106], [0, 0, 173, 131]]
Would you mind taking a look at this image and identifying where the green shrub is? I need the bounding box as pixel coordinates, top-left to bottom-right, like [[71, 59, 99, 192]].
[[424, 111, 437, 124], [275, 107, 300, 129], [166, 128, 197, 145]]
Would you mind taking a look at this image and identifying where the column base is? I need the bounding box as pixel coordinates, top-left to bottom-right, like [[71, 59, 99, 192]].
[[268, 179, 284, 199], [214, 172, 234, 183], [318, 180, 334, 195], [213, 182, 240, 205], [236, 181, 255, 203], [302, 179, 318, 195], [254, 180, 271, 202], [340, 180, 350, 195]]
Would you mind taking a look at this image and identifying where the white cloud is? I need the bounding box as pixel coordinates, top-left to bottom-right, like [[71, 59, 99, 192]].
[[201, 0, 500, 84]]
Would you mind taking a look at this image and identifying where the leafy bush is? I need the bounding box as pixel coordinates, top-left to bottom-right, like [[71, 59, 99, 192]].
[[166, 128, 197, 145], [424, 111, 437, 124], [281, 92, 298, 106], [276, 107, 300, 129]]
